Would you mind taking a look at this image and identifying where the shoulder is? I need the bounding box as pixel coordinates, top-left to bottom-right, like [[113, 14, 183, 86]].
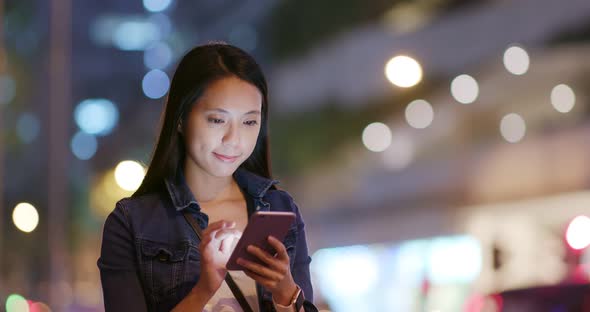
[[107, 192, 171, 225], [264, 188, 303, 215], [116, 192, 167, 211]]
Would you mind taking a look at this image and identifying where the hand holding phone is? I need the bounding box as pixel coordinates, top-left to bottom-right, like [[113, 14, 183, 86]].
[[226, 211, 295, 271]]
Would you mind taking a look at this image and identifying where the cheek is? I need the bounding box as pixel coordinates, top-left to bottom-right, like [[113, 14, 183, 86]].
[[185, 128, 216, 153], [245, 129, 260, 149]]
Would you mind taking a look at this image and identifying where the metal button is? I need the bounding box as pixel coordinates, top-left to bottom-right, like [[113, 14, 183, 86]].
[[157, 251, 170, 262]]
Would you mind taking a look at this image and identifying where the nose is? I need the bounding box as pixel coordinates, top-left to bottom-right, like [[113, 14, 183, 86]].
[[222, 122, 240, 147]]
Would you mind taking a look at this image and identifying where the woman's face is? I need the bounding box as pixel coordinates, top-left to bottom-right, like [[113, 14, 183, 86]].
[[182, 76, 262, 178]]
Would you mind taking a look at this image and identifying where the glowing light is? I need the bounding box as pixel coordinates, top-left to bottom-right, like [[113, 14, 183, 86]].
[[382, 132, 414, 170], [551, 84, 576, 113], [142, 69, 170, 99], [115, 160, 146, 191], [143, 0, 172, 12], [5, 294, 28, 312], [12, 202, 39, 233], [74, 98, 119, 136], [451, 74, 479, 104], [362, 122, 392, 152], [503, 46, 530, 75], [113, 21, 160, 51], [71, 131, 98, 160], [29, 302, 51, 312], [385, 55, 423, 88], [566, 215, 590, 250], [427, 236, 482, 284], [500, 113, 526, 143], [405, 99, 434, 129], [313, 246, 379, 296], [91, 169, 134, 218], [144, 42, 173, 69]]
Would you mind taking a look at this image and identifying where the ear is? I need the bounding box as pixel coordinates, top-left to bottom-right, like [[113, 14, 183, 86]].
[[177, 120, 183, 134]]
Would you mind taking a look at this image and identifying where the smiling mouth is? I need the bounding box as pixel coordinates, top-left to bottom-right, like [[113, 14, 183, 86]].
[[213, 152, 240, 162]]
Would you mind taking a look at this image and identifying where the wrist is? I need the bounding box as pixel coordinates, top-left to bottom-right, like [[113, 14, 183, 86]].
[[272, 283, 299, 306], [192, 281, 215, 299]]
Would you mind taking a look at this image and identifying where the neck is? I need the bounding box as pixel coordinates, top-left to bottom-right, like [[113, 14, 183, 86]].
[[183, 160, 240, 204]]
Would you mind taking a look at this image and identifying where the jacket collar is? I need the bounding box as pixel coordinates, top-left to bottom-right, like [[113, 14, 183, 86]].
[[164, 167, 280, 211]]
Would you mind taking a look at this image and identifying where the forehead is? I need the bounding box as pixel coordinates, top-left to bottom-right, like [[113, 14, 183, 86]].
[[197, 76, 262, 112]]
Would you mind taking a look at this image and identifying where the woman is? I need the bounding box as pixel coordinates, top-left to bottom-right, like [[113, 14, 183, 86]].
[[98, 43, 317, 312]]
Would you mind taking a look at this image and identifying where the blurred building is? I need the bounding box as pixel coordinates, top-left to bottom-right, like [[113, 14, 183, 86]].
[[1, 0, 590, 311]]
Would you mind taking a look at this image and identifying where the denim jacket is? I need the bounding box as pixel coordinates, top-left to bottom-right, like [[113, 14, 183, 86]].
[[97, 168, 317, 311]]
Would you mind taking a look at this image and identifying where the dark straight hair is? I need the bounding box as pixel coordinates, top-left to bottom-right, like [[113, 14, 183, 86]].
[[133, 43, 274, 197]]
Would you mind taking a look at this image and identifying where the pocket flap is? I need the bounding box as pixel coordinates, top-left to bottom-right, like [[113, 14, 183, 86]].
[[140, 240, 187, 262]]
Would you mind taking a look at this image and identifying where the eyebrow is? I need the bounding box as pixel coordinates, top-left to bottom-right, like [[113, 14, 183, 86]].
[[205, 108, 261, 115]]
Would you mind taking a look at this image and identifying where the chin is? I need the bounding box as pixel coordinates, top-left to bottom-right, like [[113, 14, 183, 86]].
[[207, 162, 242, 177]]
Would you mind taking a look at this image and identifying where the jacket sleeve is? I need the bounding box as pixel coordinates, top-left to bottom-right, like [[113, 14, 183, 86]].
[[97, 201, 148, 311], [280, 191, 319, 312]]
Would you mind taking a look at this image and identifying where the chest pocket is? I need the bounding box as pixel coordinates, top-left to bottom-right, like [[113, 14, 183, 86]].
[[138, 239, 188, 303]]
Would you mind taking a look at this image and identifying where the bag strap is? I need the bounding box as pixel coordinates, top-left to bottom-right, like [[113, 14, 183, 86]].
[[183, 211, 254, 312]]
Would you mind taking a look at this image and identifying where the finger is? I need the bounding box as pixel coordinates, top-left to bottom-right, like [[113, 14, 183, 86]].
[[246, 245, 286, 273], [267, 236, 289, 261], [219, 234, 239, 254], [237, 258, 282, 281], [243, 269, 276, 288], [203, 220, 235, 236], [214, 228, 240, 240], [202, 231, 238, 251], [209, 231, 239, 246], [229, 232, 241, 253]]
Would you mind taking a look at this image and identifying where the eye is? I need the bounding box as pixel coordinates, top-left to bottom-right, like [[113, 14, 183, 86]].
[[208, 118, 224, 124], [244, 120, 258, 126]]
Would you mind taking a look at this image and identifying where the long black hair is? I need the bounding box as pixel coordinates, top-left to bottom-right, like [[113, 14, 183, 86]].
[[133, 43, 273, 197]]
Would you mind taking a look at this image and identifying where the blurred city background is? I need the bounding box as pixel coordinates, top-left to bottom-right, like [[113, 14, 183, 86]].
[[2, 0, 590, 311]]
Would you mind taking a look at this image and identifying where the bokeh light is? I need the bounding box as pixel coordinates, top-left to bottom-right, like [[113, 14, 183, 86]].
[[91, 169, 134, 218], [566, 215, 590, 250], [382, 132, 414, 170], [451, 74, 479, 104], [113, 21, 160, 51], [144, 42, 173, 69], [551, 84, 576, 113], [143, 0, 173, 12], [405, 99, 434, 129], [16, 113, 40, 144], [12, 202, 39, 233], [427, 236, 482, 284], [114, 160, 146, 191], [362, 122, 392, 152], [313, 246, 379, 296], [385, 55, 423, 88], [5, 294, 28, 312], [142, 69, 170, 99], [29, 302, 51, 312], [148, 14, 173, 38], [503, 46, 530, 75], [0, 74, 16, 105], [74, 98, 119, 136], [500, 113, 526, 143], [71, 131, 98, 160]]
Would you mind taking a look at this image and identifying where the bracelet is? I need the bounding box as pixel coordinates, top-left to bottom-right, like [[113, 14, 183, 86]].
[[274, 285, 304, 311]]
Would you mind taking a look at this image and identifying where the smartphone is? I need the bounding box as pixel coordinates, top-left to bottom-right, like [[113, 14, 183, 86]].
[[226, 211, 296, 271]]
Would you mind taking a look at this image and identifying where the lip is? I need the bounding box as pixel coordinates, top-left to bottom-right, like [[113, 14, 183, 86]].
[[213, 152, 240, 163]]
